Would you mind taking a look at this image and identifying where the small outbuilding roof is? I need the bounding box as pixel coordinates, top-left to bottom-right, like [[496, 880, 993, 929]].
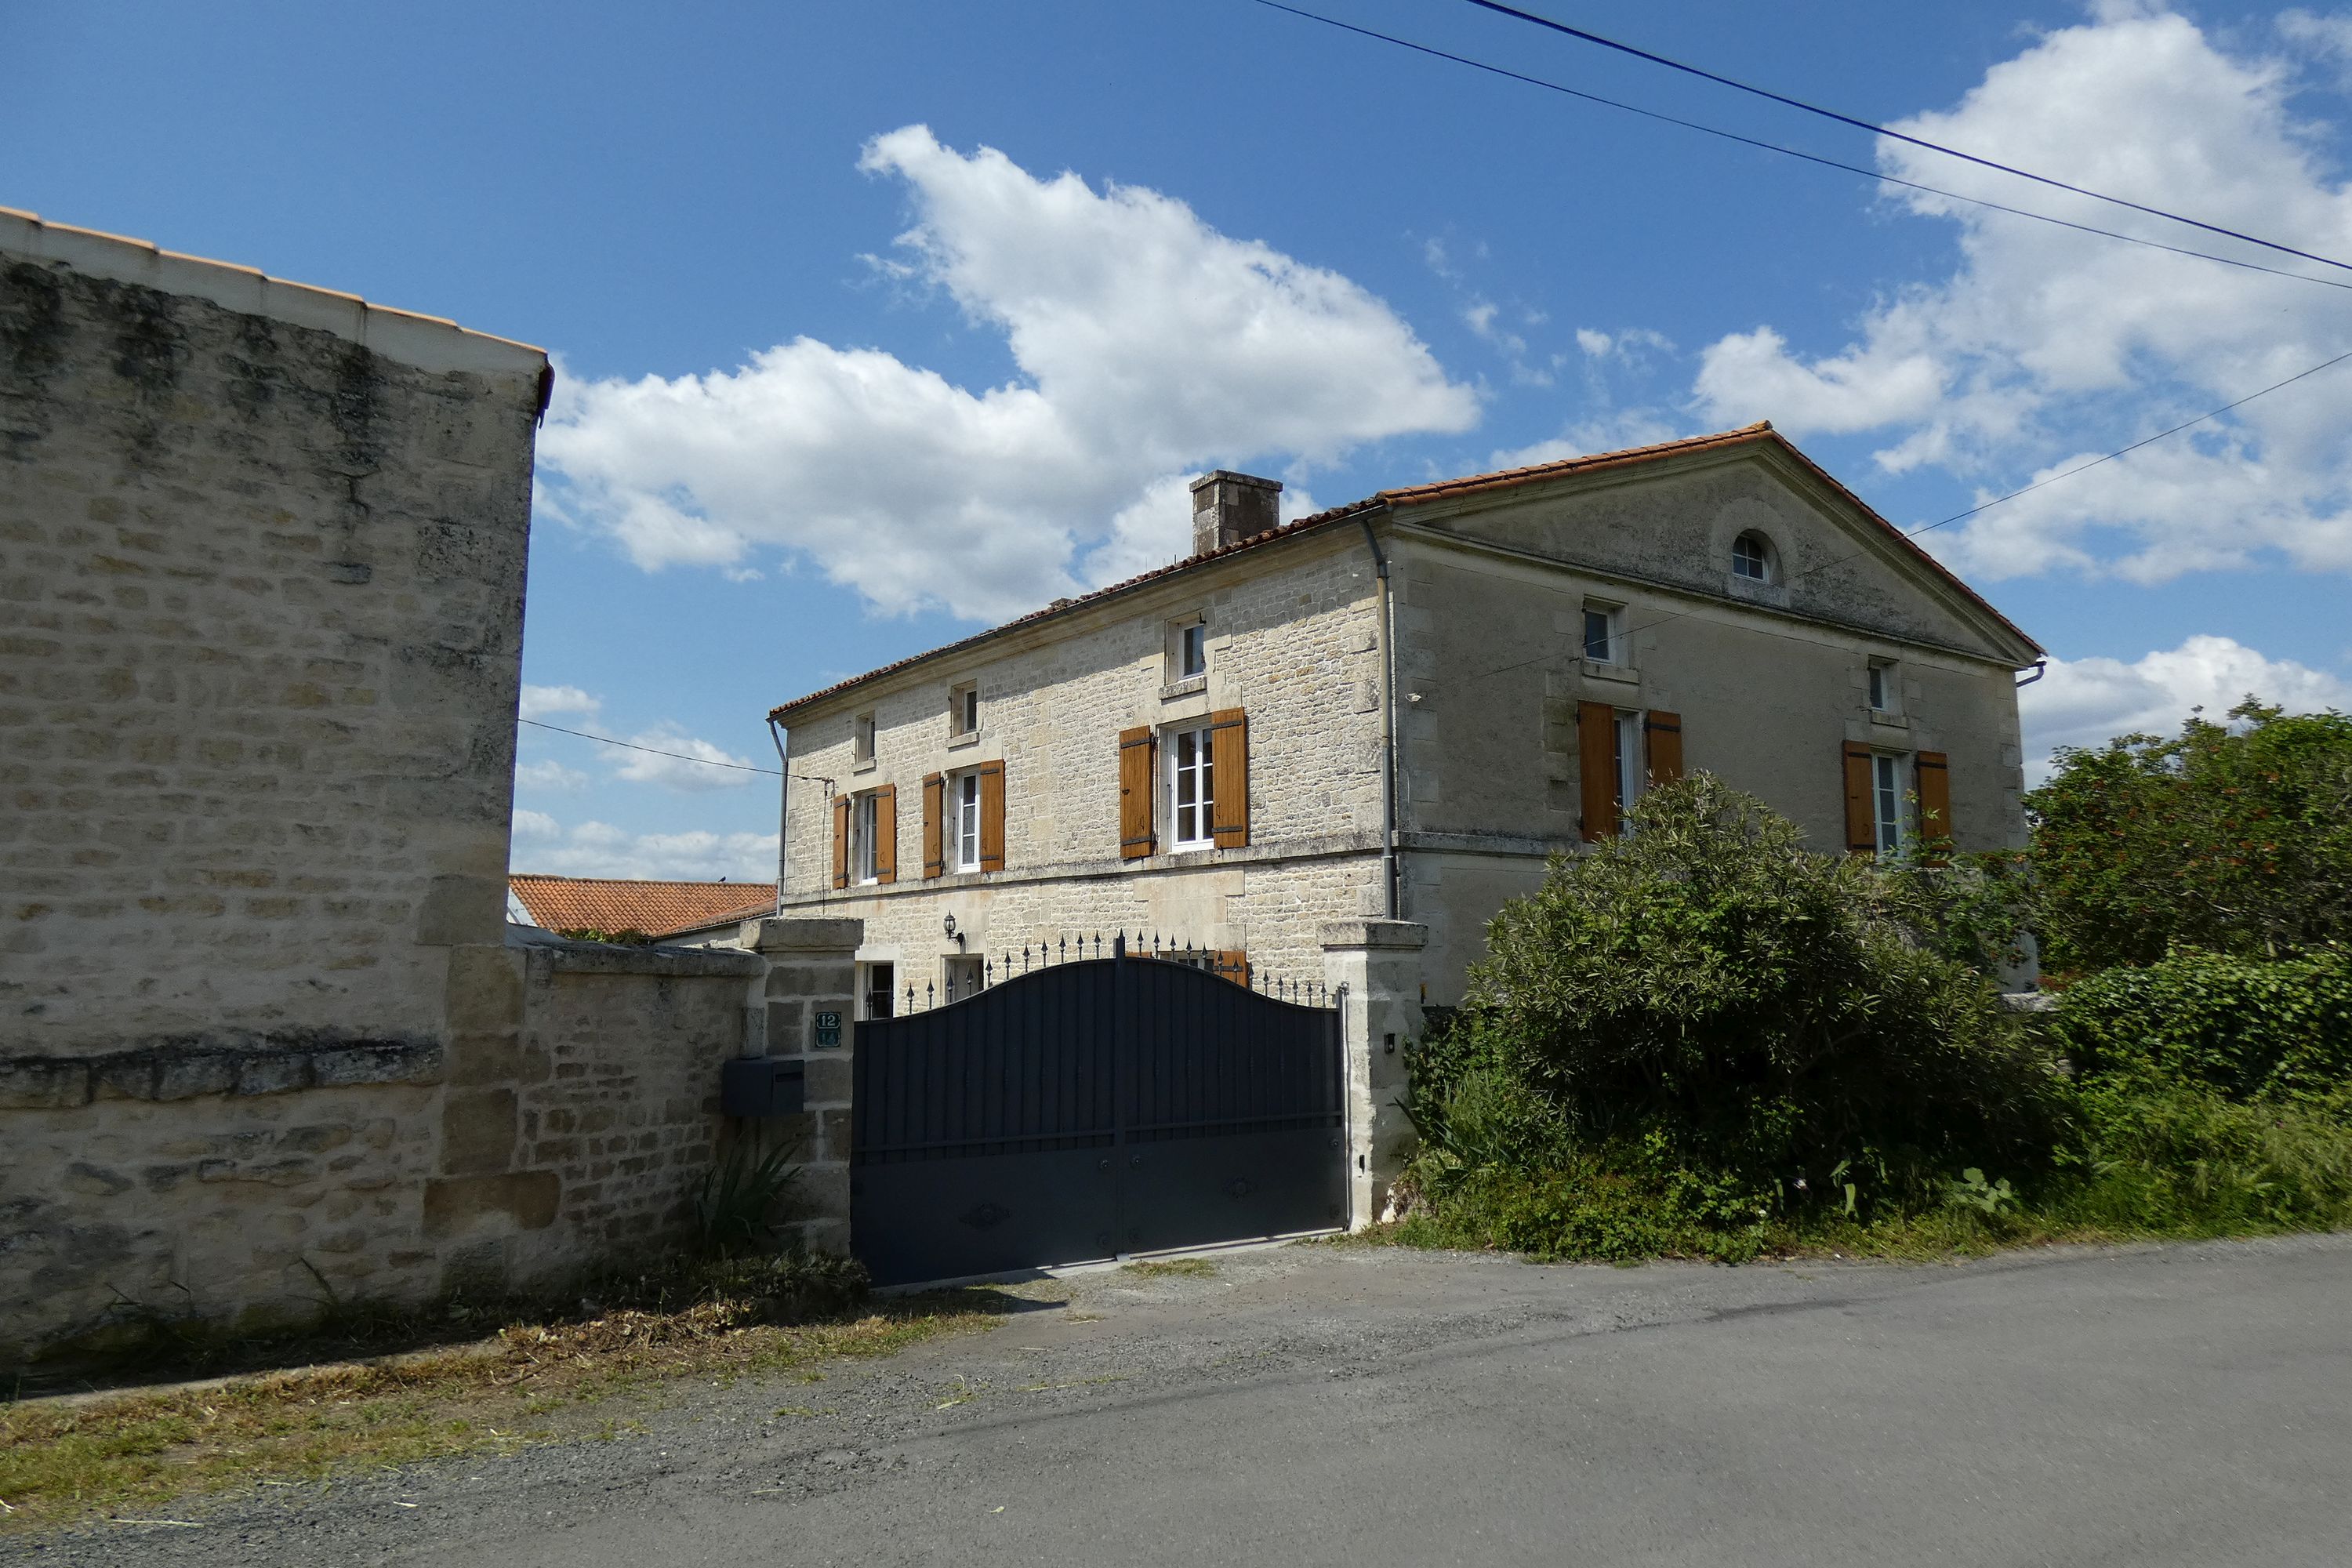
[[507, 874, 774, 939]]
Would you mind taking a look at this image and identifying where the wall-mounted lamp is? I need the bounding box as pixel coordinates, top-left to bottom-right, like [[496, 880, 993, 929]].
[[942, 913, 958, 939]]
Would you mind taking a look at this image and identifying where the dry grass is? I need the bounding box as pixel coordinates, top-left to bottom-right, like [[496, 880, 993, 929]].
[[0, 1293, 1001, 1538]]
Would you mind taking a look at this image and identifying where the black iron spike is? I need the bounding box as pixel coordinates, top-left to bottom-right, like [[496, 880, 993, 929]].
[[926, 981, 935, 1009], [1058, 935, 1067, 964]]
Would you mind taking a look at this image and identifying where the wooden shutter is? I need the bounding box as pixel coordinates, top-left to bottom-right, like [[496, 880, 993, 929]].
[[1119, 726, 1157, 860], [830, 794, 850, 889], [1644, 710, 1683, 786], [978, 758, 1006, 872], [873, 782, 897, 884], [1842, 741, 1877, 855], [1208, 707, 1250, 849], [1577, 700, 1617, 842], [1915, 751, 1951, 864], [921, 772, 946, 879], [1213, 949, 1251, 988]]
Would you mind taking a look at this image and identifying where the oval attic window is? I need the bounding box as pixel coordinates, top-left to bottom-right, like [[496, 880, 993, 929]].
[[1731, 531, 1773, 583]]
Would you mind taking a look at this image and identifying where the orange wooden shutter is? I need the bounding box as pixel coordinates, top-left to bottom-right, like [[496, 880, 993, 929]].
[[978, 758, 1006, 872], [830, 794, 850, 889], [921, 772, 945, 879], [1915, 751, 1951, 863], [873, 783, 897, 884], [1842, 742, 1877, 855], [1208, 707, 1250, 849], [1644, 710, 1683, 786], [1213, 949, 1251, 988], [1577, 701, 1617, 842], [1119, 726, 1156, 859]]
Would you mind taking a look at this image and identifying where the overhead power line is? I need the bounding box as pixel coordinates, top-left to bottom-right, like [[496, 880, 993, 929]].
[[518, 717, 789, 779], [1251, 2, 2351, 293], [1455, 0, 2352, 278]]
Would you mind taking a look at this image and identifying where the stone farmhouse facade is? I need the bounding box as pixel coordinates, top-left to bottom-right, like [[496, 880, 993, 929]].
[[770, 426, 2045, 1017]]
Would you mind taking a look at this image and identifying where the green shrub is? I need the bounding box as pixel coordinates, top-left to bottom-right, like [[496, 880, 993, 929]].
[[2051, 946, 2352, 1102], [1418, 774, 2060, 1213], [2026, 702, 2352, 973], [2051, 1075, 2352, 1235]]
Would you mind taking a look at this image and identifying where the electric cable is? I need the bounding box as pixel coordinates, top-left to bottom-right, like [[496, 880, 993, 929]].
[[1251, 2, 2352, 293], [1454, 0, 2352, 277], [518, 716, 802, 779]]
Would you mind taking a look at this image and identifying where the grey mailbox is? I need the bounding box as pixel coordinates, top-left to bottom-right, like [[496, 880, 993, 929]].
[[720, 1057, 805, 1117]]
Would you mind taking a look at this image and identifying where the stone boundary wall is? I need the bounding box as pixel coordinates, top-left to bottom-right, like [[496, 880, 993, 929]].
[[0, 938, 789, 1370]]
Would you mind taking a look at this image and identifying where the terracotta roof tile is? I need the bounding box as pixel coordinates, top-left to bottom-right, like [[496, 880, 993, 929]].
[[508, 875, 775, 938], [767, 422, 2038, 721]]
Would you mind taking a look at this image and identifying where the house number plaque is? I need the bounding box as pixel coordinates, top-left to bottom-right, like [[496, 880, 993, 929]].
[[812, 1011, 843, 1049]]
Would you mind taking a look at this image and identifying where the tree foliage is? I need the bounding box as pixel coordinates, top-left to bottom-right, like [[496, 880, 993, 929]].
[[1419, 774, 2060, 1210], [2025, 701, 2352, 973]]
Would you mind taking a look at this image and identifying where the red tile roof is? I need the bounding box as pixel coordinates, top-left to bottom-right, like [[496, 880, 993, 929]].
[[767, 423, 2040, 722], [508, 875, 775, 939]]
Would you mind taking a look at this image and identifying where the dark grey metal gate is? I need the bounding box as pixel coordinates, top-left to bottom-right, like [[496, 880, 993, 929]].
[[850, 940, 1345, 1287]]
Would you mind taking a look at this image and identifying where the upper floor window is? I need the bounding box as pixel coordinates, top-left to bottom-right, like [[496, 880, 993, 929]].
[[851, 791, 881, 883], [853, 711, 877, 765], [1732, 532, 1773, 583], [949, 682, 979, 738], [951, 770, 982, 872], [1867, 659, 1900, 714], [1872, 753, 1907, 854], [1582, 601, 1623, 664], [1169, 725, 1216, 849]]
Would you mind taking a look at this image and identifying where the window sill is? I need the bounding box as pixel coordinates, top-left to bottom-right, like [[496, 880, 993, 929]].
[[1161, 674, 1208, 700], [851, 758, 877, 775], [1866, 711, 1911, 731], [1166, 840, 1217, 856], [946, 731, 980, 750], [1581, 658, 1639, 685]]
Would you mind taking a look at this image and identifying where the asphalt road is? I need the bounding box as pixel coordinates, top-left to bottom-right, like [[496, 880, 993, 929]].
[[20, 1232, 2352, 1567]]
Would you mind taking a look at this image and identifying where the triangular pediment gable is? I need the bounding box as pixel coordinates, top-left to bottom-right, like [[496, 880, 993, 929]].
[[1389, 434, 2041, 666]]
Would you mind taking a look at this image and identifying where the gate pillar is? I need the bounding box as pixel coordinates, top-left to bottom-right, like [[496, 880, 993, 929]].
[[1320, 920, 1427, 1231], [739, 916, 863, 1255]]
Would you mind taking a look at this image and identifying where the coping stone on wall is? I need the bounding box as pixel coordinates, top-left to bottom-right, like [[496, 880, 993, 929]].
[[509, 935, 765, 981]]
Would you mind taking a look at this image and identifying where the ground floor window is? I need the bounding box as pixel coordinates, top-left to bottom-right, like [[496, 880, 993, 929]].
[[862, 960, 896, 1019], [1613, 709, 1642, 833], [945, 953, 985, 1002]]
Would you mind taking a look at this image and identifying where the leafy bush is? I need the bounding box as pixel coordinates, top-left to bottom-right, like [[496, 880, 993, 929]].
[[1415, 774, 2059, 1214], [2027, 701, 2352, 973], [2050, 946, 2352, 1102], [2051, 1075, 2352, 1236]]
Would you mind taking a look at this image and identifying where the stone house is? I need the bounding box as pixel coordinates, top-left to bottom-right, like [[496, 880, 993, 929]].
[[768, 426, 2045, 1018]]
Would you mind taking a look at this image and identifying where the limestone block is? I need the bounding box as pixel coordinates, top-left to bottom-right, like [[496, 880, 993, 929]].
[[0, 1057, 92, 1109], [439, 1087, 517, 1175], [423, 1171, 560, 1237]]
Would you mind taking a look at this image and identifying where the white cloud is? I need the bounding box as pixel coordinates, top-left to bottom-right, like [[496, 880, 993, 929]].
[[608, 727, 759, 793], [515, 759, 590, 793], [2019, 632, 2352, 780], [1487, 410, 1687, 472], [1688, 9, 2352, 584], [508, 814, 780, 882], [518, 684, 601, 722], [2280, 9, 2352, 85], [1576, 328, 1613, 358], [539, 127, 1478, 622]]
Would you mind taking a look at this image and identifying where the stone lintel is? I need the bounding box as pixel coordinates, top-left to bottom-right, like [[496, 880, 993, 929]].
[[1319, 919, 1430, 952]]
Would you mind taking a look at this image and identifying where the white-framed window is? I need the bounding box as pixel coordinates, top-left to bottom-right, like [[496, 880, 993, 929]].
[[1168, 616, 1208, 683], [1169, 725, 1215, 849], [1872, 753, 1908, 855], [860, 960, 895, 1020], [1582, 601, 1623, 664], [1613, 710, 1643, 833], [853, 711, 877, 764], [1732, 531, 1773, 583], [1867, 659, 1900, 714], [949, 683, 978, 737], [851, 792, 880, 884], [950, 769, 982, 872]]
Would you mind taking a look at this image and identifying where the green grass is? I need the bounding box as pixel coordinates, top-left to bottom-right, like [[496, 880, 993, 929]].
[[1120, 1258, 1218, 1279]]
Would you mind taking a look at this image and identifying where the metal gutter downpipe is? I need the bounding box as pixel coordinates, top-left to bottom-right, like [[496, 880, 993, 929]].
[[1358, 513, 1400, 920], [765, 717, 790, 916]]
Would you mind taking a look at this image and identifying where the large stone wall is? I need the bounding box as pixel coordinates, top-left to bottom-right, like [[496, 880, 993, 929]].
[[1, 211, 546, 1058]]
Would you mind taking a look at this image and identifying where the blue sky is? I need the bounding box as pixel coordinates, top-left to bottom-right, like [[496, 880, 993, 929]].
[[12, 0, 2352, 879]]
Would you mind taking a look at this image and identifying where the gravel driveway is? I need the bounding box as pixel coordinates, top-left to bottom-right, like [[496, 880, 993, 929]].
[[14, 1232, 2351, 1566]]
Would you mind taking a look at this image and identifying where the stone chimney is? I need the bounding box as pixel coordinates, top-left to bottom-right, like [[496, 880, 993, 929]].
[[1189, 471, 1283, 556]]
